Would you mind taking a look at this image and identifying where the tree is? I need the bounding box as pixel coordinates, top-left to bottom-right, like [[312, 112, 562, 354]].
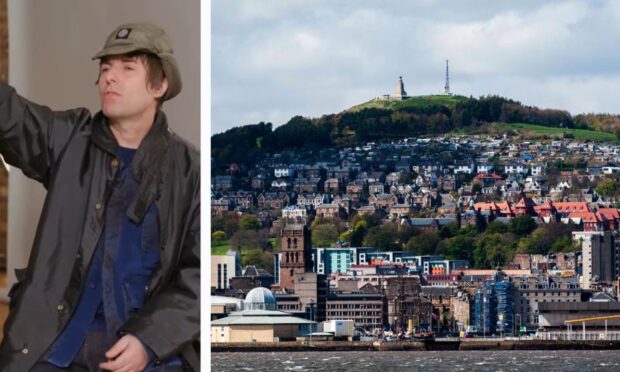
[[400, 171, 418, 185], [339, 230, 353, 245], [485, 220, 508, 234], [439, 235, 475, 262], [312, 217, 347, 235], [312, 223, 339, 247], [349, 213, 381, 230], [242, 248, 274, 274], [350, 221, 368, 247], [239, 214, 261, 231], [363, 223, 400, 251], [211, 212, 239, 237], [397, 224, 418, 246], [212, 230, 226, 244], [405, 232, 440, 255], [458, 224, 479, 237], [517, 229, 552, 255], [551, 236, 577, 253], [230, 229, 269, 252], [474, 233, 516, 268], [439, 222, 460, 239], [596, 178, 620, 200], [508, 215, 538, 236]]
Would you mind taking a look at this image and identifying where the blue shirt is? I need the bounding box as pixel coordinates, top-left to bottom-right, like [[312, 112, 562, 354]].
[[45, 147, 182, 369]]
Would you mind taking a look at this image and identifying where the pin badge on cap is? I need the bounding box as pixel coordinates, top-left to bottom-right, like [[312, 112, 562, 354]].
[[116, 28, 132, 39]]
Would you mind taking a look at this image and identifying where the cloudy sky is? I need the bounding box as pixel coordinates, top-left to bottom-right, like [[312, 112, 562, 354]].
[[212, 0, 620, 135]]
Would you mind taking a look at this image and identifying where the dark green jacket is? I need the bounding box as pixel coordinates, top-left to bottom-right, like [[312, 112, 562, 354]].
[[0, 84, 200, 371]]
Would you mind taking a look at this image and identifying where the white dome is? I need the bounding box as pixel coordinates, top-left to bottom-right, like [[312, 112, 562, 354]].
[[244, 287, 277, 310]]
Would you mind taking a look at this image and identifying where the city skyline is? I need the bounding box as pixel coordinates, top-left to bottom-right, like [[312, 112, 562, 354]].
[[212, 0, 620, 134]]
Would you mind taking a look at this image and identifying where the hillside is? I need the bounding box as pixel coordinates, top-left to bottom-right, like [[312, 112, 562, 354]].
[[212, 93, 620, 172], [452, 122, 617, 142], [492, 122, 616, 142], [347, 94, 468, 112]]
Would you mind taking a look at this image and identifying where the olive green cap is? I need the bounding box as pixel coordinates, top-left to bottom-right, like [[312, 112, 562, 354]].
[[92, 22, 182, 101]]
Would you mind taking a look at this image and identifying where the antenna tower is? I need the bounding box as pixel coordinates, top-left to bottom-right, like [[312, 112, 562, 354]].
[[444, 60, 451, 95]]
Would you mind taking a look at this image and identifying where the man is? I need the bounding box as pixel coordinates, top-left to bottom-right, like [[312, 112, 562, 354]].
[[0, 23, 200, 371]]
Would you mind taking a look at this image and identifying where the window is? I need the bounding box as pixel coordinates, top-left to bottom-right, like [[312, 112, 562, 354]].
[[217, 264, 222, 289], [223, 264, 228, 288]]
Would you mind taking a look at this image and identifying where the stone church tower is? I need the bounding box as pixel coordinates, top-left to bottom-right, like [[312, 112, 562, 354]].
[[278, 223, 312, 292]]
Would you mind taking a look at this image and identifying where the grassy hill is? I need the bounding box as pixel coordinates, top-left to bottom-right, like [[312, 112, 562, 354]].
[[347, 94, 468, 112], [453, 122, 617, 142], [493, 122, 617, 142]]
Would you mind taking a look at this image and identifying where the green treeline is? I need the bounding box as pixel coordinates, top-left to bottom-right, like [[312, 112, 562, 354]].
[[211, 95, 601, 169], [212, 212, 579, 273]]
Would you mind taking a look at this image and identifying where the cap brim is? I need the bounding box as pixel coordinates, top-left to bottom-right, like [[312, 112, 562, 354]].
[[92, 44, 153, 60], [159, 54, 183, 101]]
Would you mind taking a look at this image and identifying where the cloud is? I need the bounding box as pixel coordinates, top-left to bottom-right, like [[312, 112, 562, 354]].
[[212, 0, 620, 134]]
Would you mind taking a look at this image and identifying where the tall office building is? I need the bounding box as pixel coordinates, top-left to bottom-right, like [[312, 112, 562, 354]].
[[573, 231, 616, 288]]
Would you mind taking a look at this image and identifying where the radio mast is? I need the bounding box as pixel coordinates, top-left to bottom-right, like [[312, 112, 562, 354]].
[[444, 60, 451, 95]]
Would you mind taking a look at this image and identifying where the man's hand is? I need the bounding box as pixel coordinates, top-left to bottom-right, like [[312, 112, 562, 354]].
[[99, 334, 150, 372]]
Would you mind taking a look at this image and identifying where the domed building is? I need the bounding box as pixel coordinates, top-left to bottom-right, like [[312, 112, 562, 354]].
[[244, 287, 277, 310], [211, 287, 316, 343]]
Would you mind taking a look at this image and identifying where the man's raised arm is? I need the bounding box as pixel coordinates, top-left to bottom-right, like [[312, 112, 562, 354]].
[[0, 83, 88, 186]]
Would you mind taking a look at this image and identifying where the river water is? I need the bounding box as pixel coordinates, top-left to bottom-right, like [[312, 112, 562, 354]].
[[211, 350, 620, 371]]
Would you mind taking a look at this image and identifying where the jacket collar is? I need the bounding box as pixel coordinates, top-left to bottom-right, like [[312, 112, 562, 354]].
[[91, 111, 170, 223]]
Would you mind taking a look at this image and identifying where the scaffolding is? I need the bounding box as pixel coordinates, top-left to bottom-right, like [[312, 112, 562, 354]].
[[495, 281, 513, 335], [474, 280, 514, 336], [474, 285, 496, 335]]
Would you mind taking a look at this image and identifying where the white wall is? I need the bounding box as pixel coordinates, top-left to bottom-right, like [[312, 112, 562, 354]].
[[1, 0, 200, 299]]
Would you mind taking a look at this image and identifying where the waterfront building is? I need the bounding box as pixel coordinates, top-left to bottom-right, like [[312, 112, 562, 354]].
[[211, 287, 316, 343], [274, 292, 303, 315], [538, 301, 620, 328], [325, 292, 386, 330], [512, 274, 581, 328], [450, 289, 472, 332], [573, 230, 617, 288], [384, 276, 433, 331], [211, 295, 244, 321], [274, 272, 328, 322], [423, 286, 455, 333]]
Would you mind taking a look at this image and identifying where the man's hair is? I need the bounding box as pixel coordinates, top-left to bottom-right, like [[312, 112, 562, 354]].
[[97, 51, 167, 109]]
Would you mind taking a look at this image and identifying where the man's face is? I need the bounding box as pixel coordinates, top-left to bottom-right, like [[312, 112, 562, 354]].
[[97, 55, 165, 121]]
